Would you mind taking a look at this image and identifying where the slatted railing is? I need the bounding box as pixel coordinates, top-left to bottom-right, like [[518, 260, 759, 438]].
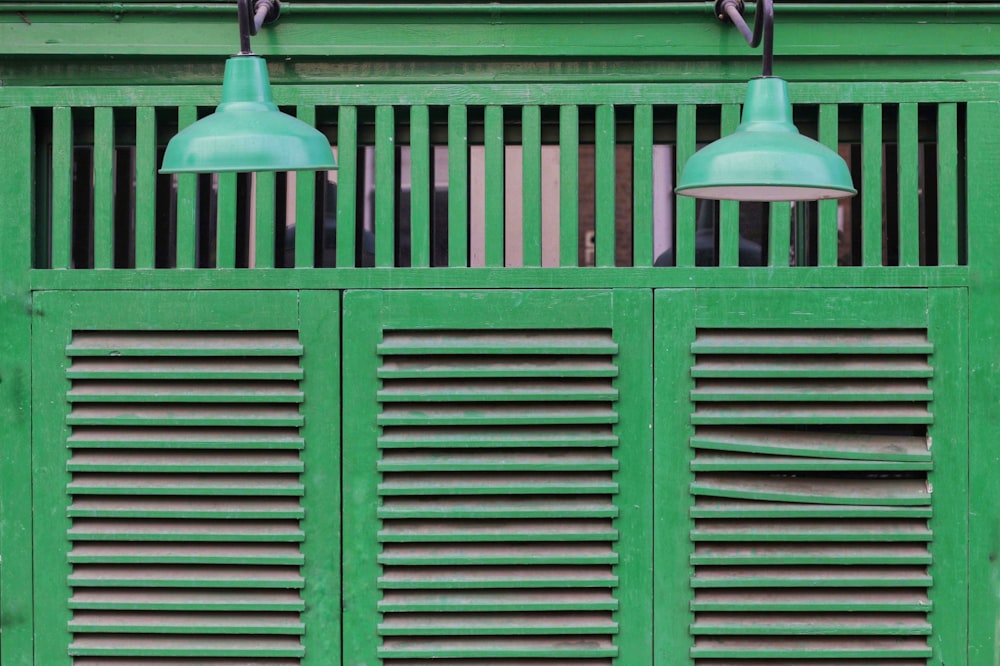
[[27, 82, 977, 272]]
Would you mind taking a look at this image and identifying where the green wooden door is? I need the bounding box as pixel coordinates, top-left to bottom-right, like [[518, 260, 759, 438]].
[[655, 288, 968, 665], [31, 290, 341, 665], [29, 286, 967, 665], [342, 289, 653, 664]]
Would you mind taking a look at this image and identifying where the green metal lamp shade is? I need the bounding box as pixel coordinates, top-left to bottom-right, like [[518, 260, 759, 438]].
[[676, 77, 855, 201], [161, 55, 336, 174]]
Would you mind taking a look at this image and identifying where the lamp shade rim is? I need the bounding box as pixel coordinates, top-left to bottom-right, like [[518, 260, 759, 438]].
[[674, 183, 857, 201]]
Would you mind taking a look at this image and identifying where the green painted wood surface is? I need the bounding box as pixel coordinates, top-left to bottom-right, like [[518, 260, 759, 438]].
[[5, 81, 995, 108], [936, 102, 959, 266], [31, 291, 307, 663], [718, 104, 740, 268], [0, 6, 995, 665], [484, 105, 505, 267], [862, 103, 884, 267], [685, 287, 948, 664], [254, 171, 277, 269], [409, 104, 432, 268], [632, 104, 654, 267], [92, 106, 114, 269], [216, 172, 237, 268], [653, 289, 696, 664], [336, 105, 358, 269], [674, 104, 697, 268], [817, 104, 839, 267], [298, 290, 343, 666], [174, 106, 198, 269], [134, 106, 157, 269], [3, 76, 990, 277], [558, 104, 579, 267], [25, 266, 973, 291], [522, 104, 542, 267], [51, 106, 73, 269], [0, 107, 36, 666], [898, 102, 920, 266], [768, 202, 791, 268], [341, 290, 383, 666], [294, 105, 318, 269], [448, 104, 469, 268], [375, 105, 396, 268], [343, 289, 651, 664], [926, 287, 970, 665], [5, 4, 1000, 62], [966, 100, 1000, 666], [595, 104, 616, 268]]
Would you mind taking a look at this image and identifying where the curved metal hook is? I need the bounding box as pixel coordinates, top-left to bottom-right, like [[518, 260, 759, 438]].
[[237, 0, 281, 56], [715, 0, 774, 77]]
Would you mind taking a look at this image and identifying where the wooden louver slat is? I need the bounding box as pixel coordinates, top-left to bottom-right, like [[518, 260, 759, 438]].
[[64, 331, 305, 662], [689, 328, 934, 664], [376, 329, 620, 665]]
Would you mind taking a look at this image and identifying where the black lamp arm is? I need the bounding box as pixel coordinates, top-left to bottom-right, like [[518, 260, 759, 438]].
[[715, 0, 774, 77], [237, 0, 281, 56]]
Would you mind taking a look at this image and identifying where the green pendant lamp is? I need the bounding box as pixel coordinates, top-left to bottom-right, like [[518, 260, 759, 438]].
[[676, 0, 855, 201], [161, 0, 335, 174]]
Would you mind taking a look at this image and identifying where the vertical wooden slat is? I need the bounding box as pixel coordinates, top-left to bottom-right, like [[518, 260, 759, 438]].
[[294, 105, 319, 268], [793, 199, 809, 267], [175, 106, 198, 269], [342, 291, 384, 666], [134, 106, 156, 269], [611, 289, 655, 664], [559, 104, 580, 267], [718, 104, 741, 267], [299, 290, 343, 666], [51, 107, 74, 269], [522, 105, 542, 267], [862, 103, 884, 266], [818, 104, 840, 267], [633, 104, 654, 267], [0, 107, 37, 663], [936, 103, 959, 266], [448, 105, 469, 267], [675, 105, 697, 267], [484, 105, 505, 267], [926, 287, 971, 666], [409, 105, 431, 268], [336, 106, 358, 268], [898, 103, 920, 266], [653, 288, 696, 663], [254, 171, 276, 268], [93, 106, 115, 268], [595, 104, 616, 267], [216, 172, 237, 268], [966, 99, 1000, 666], [375, 106, 396, 268], [768, 201, 792, 267]]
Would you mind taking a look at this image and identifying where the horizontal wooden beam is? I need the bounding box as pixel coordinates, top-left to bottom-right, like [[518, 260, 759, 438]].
[[3, 5, 1000, 58]]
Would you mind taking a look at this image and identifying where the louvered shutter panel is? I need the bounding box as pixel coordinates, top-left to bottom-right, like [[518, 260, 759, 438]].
[[673, 289, 966, 665], [31, 291, 324, 666], [65, 331, 306, 662], [343, 290, 652, 665]]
